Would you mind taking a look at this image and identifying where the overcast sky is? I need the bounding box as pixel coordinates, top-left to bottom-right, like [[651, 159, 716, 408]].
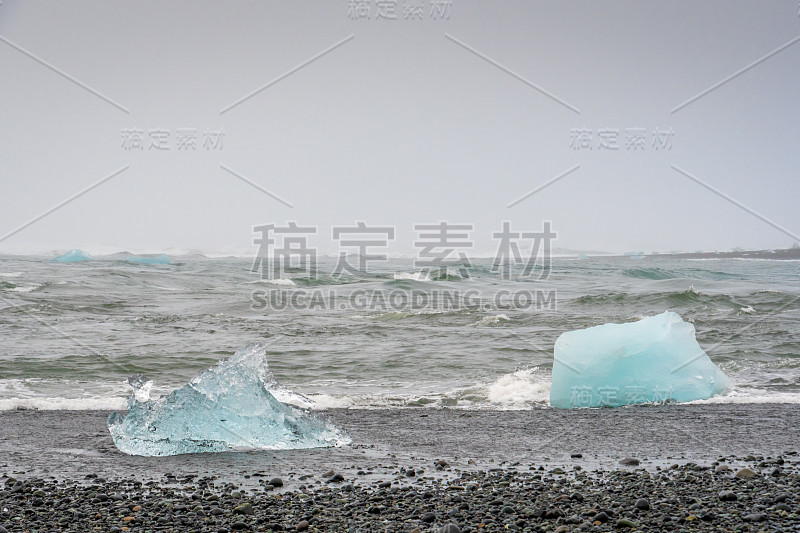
[[1, 0, 799, 256]]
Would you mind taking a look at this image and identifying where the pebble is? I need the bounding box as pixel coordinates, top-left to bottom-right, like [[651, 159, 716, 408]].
[[4, 455, 800, 532], [234, 502, 254, 515], [619, 457, 640, 466], [735, 468, 757, 479], [743, 513, 766, 522]]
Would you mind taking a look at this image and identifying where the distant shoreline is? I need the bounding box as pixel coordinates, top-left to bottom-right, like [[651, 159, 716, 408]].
[[602, 248, 800, 261]]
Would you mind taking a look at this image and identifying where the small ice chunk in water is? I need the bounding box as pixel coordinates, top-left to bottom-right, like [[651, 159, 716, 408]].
[[108, 343, 348, 456], [126, 254, 170, 265], [549, 311, 731, 408], [53, 249, 92, 262]]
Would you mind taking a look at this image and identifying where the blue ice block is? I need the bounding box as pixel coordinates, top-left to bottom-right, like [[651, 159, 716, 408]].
[[53, 249, 92, 262], [550, 311, 731, 408], [108, 343, 348, 456], [126, 254, 170, 265]]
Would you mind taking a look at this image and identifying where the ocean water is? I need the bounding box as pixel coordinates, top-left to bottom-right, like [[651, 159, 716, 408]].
[[0, 253, 798, 411]]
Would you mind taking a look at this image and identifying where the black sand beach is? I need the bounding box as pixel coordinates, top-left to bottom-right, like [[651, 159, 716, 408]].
[[1, 404, 800, 531]]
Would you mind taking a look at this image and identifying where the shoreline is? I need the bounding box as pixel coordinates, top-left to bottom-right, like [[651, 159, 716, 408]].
[[1, 404, 798, 480], [2, 404, 799, 530]]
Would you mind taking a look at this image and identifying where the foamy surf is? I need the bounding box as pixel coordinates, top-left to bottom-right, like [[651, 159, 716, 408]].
[[0, 397, 128, 411], [248, 278, 296, 286], [485, 368, 551, 408], [472, 314, 510, 327], [392, 271, 431, 281], [4, 285, 41, 293]]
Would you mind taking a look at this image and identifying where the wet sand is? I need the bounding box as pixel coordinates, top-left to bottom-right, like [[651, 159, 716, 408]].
[[1, 404, 798, 485]]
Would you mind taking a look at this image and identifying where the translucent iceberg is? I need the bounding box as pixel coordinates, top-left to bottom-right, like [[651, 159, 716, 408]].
[[108, 343, 347, 456], [126, 254, 170, 265], [550, 311, 731, 408], [53, 249, 92, 262]]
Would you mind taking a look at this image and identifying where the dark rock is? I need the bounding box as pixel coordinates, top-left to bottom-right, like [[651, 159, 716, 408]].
[[592, 511, 609, 523], [719, 490, 738, 502], [234, 502, 254, 515], [231, 522, 250, 531], [634, 498, 649, 510], [743, 513, 766, 522], [421, 512, 436, 523], [616, 518, 638, 528], [295, 520, 309, 531], [619, 458, 640, 466], [439, 525, 461, 533], [268, 477, 283, 487], [735, 468, 757, 479]]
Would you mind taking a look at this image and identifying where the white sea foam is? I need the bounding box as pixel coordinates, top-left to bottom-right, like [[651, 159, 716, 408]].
[[249, 278, 296, 286], [485, 368, 551, 408], [473, 314, 510, 327], [0, 272, 23, 278], [5, 284, 41, 293], [685, 388, 800, 405], [0, 396, 128, 411], [392, 271, 431, 281]]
